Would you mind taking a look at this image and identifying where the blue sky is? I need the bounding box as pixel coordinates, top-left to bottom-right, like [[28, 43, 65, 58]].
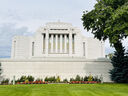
[[0, 0, 123, 58]]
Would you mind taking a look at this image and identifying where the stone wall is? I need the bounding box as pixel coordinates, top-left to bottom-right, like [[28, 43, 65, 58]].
[[0, 58, 113, 82]]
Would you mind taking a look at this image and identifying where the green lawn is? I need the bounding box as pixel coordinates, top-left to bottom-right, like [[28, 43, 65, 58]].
[[0, 84, 128, 96]]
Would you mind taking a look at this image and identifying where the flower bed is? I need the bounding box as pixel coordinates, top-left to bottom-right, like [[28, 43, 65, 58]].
[[17, 81, 48, 84], [14, 75, 102, 85], [16, 81, 100, 84], [69, 81, 100, 84]]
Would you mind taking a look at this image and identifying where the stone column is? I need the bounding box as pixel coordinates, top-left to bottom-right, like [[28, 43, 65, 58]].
[[60, 34, 63, 53], [69, 32, 72, 56], [45, 32, 49, 56], [55, 34, 58, 53], [51, 34, 53, 53], [64, 34, 67, 53]]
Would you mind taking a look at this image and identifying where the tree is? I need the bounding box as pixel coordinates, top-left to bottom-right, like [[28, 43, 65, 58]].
[[110, 47, 128, 83], [0, 63, 3, 83], [107, 53, 114, 59], [0, 63, 1, 75], [82, 0, 128, 83], [82, 0, 128, 52]]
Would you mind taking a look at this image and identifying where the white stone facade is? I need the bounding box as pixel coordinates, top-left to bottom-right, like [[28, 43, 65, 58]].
[[11, 22, 105, 59], [0, 22, 113, 82]]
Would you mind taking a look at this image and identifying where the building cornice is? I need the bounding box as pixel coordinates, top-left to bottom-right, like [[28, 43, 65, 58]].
[[0, 57, 111, 62]]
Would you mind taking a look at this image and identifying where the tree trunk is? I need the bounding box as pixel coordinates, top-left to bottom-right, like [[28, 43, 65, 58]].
[[113, 40, 124, 54]]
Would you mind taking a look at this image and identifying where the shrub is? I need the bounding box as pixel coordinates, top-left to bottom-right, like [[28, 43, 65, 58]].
[[75, 75, 81, 81], [56, 76, 61, 83], [36, 78, 43, 81], [15, 79, 20, 83], [84, 76, 88, 81], [63, 79, 68, 83], [89, 75, 101, 82], [70, 78, 74, 82], [19, 76, 27, 82], [44, 76, 56, 83], [88, 74, 93, 81], [51, 76, 56, 82], [25, 79, 29, 84], [27, 76, 34, 81], [81, 77, 84, 81], [17, 75, 34, 82], [44, 77, 48, 82], [1, 78, 9, 84]]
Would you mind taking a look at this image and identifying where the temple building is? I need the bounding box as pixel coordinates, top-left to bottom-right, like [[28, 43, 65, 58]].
[[0, 22, 113, 82], [11, 22, 105, 59]]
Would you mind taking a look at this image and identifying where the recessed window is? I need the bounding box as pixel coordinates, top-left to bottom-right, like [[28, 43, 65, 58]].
[[83, 42, 85, 56], [13, 41, 16, 57], [32, 42, 34, 56]]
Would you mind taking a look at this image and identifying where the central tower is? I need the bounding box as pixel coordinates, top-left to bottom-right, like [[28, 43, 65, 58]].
[[34, 22, 80, 57]]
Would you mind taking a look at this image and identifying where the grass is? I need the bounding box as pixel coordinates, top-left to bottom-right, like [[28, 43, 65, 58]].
[[0, 84, 128, 96]]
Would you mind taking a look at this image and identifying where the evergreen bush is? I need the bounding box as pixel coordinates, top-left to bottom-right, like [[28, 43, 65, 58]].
[[110, 48, 128, 83]]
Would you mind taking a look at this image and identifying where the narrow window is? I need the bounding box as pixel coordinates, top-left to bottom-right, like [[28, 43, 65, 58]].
[[13, 41, 16, 57], [43, 34, 45, 53], [83, 42, 85, 56], [32, 42, 34, 56], [42, 33, 45, 53]]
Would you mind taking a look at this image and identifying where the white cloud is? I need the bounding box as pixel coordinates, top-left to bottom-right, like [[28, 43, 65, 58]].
[[0, 23, 32, 57], [0, 0, 127, 57]]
